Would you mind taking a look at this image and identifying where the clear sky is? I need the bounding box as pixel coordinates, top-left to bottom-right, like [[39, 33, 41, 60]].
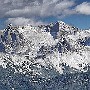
[[0, 0, 90, 29]]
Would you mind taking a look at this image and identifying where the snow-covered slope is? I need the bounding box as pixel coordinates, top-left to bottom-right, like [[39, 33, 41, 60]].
[[0, 21, 90, 90]]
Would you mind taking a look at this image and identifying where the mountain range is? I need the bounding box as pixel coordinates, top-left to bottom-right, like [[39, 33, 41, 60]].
[[0, 21, 90, 90]]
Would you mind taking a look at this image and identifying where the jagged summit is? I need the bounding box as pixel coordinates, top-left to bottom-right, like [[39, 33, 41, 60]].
[[0, 21, 90, 55]]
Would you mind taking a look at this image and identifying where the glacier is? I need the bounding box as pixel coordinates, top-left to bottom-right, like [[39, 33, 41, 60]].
[[0, 21, 90, 90]]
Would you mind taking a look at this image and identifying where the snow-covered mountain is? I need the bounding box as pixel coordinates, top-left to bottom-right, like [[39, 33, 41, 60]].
[[0, 21, 90, 90]]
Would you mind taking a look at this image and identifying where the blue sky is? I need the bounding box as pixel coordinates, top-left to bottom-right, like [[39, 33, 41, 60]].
[[0, 0, 90, 29]]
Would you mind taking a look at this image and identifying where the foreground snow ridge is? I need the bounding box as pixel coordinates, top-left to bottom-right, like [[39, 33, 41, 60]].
[[0, 21, 90, 90]]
